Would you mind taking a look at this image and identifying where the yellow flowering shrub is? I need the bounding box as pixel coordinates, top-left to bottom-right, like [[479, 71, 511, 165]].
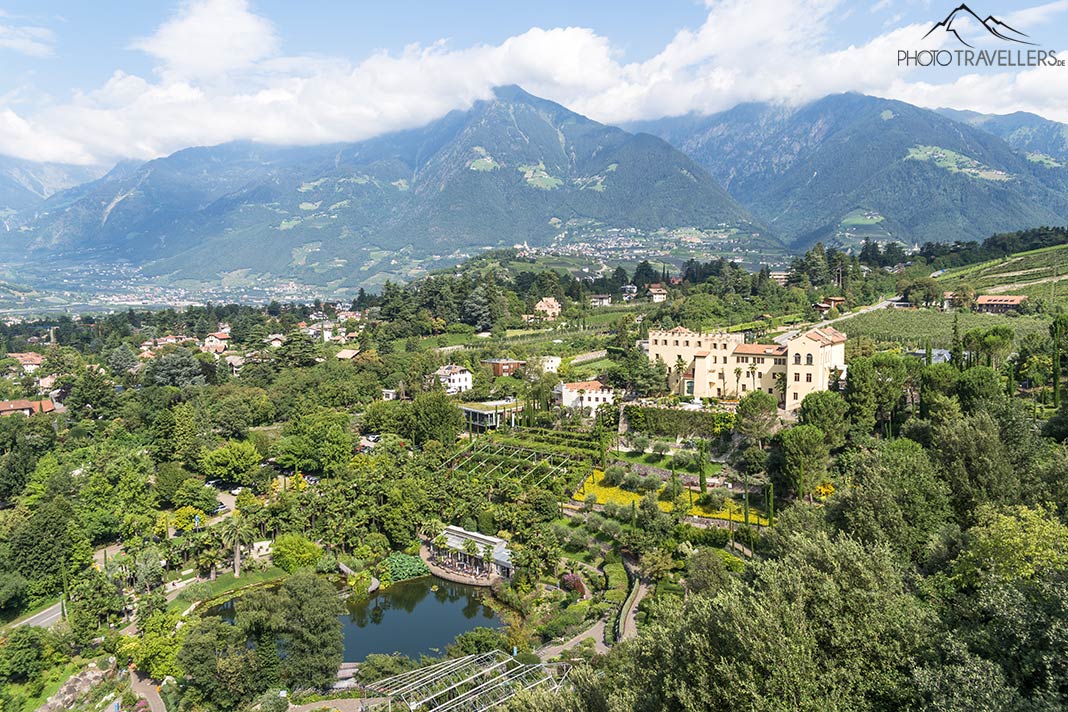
[[573, 470, 769, 526]]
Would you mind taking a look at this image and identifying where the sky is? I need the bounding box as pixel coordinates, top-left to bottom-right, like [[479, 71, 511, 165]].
[[1, 0, 1067, 166]]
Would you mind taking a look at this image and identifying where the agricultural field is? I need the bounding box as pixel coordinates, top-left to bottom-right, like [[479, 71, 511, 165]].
[[838, 308, 1050, 349], [937, 244, 1068, 308], [906, 144, 1011, 181]]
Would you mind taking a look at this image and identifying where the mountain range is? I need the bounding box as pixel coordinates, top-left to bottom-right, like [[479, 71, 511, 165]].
[[3, 87, 1068, 294], [0, 86, 758, 292], [630, 93, 1068, 249]]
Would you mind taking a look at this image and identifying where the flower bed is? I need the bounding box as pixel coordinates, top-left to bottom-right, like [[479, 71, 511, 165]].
[[573, 470, 769, 526]]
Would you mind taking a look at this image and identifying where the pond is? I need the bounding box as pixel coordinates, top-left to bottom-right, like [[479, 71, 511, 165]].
[[208, 576, 501, 662]]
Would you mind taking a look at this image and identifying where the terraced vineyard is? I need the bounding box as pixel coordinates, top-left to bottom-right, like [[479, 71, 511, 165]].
[[937, 244, 1068, 308], [838, 309, 1051, 349]]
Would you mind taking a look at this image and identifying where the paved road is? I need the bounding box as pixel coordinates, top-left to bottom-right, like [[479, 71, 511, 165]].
[[14, 601, 64, 628], [773, 298, 897, 345], [131, 670, 167, 712], [539, 617, 609, 660]]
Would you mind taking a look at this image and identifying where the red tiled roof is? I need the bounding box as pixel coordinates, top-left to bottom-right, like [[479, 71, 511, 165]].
[[562, 380, 608, 391], [0, 399, 54, 415], [732, 343, 787, 356], [7, 352, 44, 365], [976, 295, 1027, 305], [804, 327, 847, 345]]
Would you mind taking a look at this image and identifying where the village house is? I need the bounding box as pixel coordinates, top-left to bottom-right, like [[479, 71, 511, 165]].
[[620, 284, 638, 301], [589, 294, 612, 308], [645, 325, 847, 410], [533, 297, 561, 320], [555, 380, 615, 414], [481, 358, 526, 377], [202, 332, 231, 353], [647, 284, 668, 303], [435, 364, 473, 394], [532, 355, 561, 374], [335, 348, 360, 361], [6, 352, 44, 373], [0, 399, 55, 417], [975, 295, 1028, 314]]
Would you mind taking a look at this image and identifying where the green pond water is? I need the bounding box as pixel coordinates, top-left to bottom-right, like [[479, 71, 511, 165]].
[[209, 576, 500, 661]]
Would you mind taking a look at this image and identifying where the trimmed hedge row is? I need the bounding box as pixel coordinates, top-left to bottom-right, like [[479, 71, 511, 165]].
[[623, 405, 734, 438]]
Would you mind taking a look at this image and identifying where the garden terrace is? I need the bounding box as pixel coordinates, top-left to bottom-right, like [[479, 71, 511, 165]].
[[365, 651, 568, 711], [445, 439, 579, 493]]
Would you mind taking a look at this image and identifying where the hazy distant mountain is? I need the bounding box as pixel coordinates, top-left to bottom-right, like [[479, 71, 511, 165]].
[[937, 108, 1068, 164], [4, 86, 760, 290], [0, 156, 105, 216], [631, 93, 1068, 248]]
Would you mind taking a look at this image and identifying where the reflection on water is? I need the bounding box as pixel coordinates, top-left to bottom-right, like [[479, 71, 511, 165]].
[[342, 577, 500, 661], [208, 576, 500, 662]]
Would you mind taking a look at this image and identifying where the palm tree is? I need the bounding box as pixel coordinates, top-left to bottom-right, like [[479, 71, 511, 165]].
[[463, 539, 480, 567], [733, 367, 743, 397], [747, 363, 758, 392], [220, 514, 256, 578], [774, 372, 787, 407]]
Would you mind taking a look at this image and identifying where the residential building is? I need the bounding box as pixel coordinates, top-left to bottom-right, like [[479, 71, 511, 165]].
[[647, 284, 668, 303], [533, 297, 562, 320], [335, 348, 360, 360], [975, 295, 1028, 314], [645, 325, 847, 410], [202, 332, 231, 353], [532, 355, 561, 374], [0, 399, 55, 417], [589, 294, 612, 307], [481, 358, 526, 377], [382, 388, 400, 401], [621, 284, 638, 301], [769, 271, 789, 287], [435, 364, 473, 394], [6, 352, 43, 373], [555, 380, 614, 414], [265, 334, 286, 349]]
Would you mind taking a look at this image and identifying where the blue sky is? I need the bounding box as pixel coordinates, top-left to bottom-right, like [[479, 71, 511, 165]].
[[1, 0, 1066, 164]]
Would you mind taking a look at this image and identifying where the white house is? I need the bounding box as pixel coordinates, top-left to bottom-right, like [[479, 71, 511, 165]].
[[589, 294, 612, 307], [532, 355, 561, 374], [435, 364, 473, 394], [555, 380, 615, 414]]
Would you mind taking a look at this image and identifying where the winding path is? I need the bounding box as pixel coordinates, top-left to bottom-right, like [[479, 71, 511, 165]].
[[539, 617, 610, 660], [288, 697, 389, 712]]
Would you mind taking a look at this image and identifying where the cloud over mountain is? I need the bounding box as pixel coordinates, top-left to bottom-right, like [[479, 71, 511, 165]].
[[0, 0, 1066, 165]]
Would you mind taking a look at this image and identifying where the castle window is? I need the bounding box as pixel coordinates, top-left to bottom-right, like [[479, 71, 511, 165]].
[[806, 373, 812, 383], [794, 373, 800, 382], [806, 354, 814, 365]]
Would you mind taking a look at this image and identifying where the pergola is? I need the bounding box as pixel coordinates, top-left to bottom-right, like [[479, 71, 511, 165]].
[[365, 651, 569, 711]]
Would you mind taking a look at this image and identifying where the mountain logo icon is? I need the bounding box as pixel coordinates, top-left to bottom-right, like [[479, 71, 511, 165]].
[[923, 4, 1036, 48]]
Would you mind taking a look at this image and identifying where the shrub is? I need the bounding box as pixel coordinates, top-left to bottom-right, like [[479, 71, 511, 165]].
[[272, 533, 322, 572], [602, 465, 626, 487]]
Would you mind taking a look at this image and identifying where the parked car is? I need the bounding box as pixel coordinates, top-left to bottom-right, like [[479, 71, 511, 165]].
[[230, 486, 244, 496], [366, 434, 381, 443], [212, 503, 229, 515]]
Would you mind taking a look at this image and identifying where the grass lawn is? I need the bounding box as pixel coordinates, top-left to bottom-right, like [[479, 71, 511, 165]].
[[169, 566, 287, 613], [573, 471, 768, 526]]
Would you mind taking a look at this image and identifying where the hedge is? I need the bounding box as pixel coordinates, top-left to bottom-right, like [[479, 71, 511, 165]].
[[623, 406, 734, 438]]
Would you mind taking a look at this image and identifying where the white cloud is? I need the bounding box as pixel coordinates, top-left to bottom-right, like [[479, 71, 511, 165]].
[[130, 0, 278, 80], [0, 21, 54, 57], [0, 0, 1066, 165]]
